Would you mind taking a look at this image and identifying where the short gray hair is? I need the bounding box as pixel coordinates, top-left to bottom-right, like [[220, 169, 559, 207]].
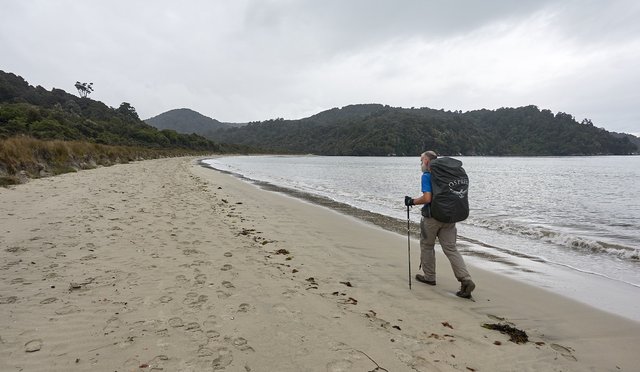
[[421, 150, 438, 160]]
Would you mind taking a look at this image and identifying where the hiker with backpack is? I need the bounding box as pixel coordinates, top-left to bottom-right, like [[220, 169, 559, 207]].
[[404, 150, 476, 299]]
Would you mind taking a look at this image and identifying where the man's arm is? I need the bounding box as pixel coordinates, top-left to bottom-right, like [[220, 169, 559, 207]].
[[412, 191, 432, 205]]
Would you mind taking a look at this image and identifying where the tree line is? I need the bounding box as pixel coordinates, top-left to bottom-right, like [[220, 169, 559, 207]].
[[206, 104, 638, 156], [0, 70, 250, 153]]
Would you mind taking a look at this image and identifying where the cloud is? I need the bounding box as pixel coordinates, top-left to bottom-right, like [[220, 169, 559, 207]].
[[1, 0, 638, 134]]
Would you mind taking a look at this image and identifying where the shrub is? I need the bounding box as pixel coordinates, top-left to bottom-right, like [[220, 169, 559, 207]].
[[0, 135, 214, 184]]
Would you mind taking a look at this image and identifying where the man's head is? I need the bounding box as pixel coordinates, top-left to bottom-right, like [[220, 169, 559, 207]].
[[420, 150, 438, 172]]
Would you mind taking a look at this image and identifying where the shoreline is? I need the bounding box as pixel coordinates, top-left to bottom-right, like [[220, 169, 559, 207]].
[[200, 159, 640, 323], [1, 157, 639, 371]]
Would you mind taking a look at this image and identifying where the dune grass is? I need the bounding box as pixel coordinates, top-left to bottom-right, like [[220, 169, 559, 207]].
[[0, 136, 212, 186]]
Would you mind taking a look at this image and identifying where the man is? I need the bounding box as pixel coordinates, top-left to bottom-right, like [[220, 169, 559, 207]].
[[405, 150, 476, 299]]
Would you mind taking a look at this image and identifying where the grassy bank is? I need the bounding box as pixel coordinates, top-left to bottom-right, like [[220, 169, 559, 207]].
[[0, 136, 213, 186]]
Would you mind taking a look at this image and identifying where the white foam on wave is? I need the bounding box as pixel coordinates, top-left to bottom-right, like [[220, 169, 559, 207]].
[[466, 216, 640, 261]]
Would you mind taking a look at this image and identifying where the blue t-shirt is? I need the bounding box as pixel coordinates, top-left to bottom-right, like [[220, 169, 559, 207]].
[[421, 171, 432, 216], [421, 171, 432, 193]]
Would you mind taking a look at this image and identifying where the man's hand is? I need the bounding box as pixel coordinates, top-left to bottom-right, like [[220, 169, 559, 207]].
[[404, 196, 414, 206]]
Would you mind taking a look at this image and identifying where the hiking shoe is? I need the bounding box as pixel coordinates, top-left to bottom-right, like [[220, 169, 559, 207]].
[[456, 279, 476, 299], [415, 274, 436, 286]]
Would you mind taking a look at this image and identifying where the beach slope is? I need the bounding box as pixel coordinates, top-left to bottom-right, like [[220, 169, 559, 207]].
[[1, 157, 638, 371]]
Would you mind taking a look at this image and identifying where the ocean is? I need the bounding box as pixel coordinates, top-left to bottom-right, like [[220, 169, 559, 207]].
[[202, 155, 640, 322]]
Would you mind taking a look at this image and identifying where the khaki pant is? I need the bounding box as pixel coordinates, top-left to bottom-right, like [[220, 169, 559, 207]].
[[420, 217, 471, 282]]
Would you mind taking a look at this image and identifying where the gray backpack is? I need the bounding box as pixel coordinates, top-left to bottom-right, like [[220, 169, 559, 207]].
[[427, 157, 469, 223]]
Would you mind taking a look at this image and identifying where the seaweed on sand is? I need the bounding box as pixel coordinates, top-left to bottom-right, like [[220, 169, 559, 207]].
[[482, 323, 529, 344]]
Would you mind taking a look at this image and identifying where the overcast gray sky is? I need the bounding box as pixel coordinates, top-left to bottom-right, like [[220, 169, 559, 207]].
[[2, 0, 639, 135]]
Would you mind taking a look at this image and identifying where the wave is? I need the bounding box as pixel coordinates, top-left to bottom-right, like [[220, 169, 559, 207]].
[[465, 217, 640, 261], [203, 158, 640, 265]]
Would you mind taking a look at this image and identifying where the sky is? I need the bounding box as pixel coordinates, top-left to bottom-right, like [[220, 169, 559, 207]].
[[1, 0, 639, 135]]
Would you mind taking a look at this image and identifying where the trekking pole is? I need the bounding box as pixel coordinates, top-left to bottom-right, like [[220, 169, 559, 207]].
[[407, 205, 412, 290]]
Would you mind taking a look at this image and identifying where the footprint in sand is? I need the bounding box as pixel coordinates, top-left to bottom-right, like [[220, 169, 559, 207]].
[[159, 295, 173, 304], [120, 335, 136, 347], [272, 303, 302, 318], [55, 304, 81, 315], [156, 328, 170, 337], [0, 296, 18, 304], [186, 346, 233, 370], [551, 343, 577, 361], [221, 281, 234, 289], [221, 264, 233, 271], [185, 322, 202, 332], [224, 252, 233, 257], [80, 254, 97, 261], [183, 292, 208, 308], [5, 246, 27, 253], [103, 316, 122, 335], [168, 317, 184, 328], [217, 290, 232, 299], [175, 275, 189, 284], [202, 318, 222, 339], [237, 303, 251, 313], [43, 272, 58, 280], [4, 259, 21, 269], [211, 347, 234, 369], [232, 337, 255, 352], [407, 355, 432, 370], [206, 330, 221, 339], [203, 317, 218, 328], [364, 310, 392, 330], [25, 339, 43, 352], [194, 274, 207, 285], [39, 297, 58, 305], [198, 346, 217, 357], [147, 355, 169, 369], [183, 248, 201, 256]]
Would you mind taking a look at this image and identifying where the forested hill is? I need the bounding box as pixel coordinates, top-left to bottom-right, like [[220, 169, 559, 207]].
[[0, 70, 245, 152], [145, 108, 244, 137], [611, 131, 640, 149], [207, 104, 638, 156]]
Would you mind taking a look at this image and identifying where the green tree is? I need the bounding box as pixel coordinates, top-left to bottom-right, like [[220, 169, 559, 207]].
[[117, 102, 140, 121], [74, 81, 93, 98]]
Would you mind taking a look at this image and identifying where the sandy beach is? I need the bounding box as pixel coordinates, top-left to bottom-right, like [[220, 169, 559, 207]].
[[1, 156, 639, 372]]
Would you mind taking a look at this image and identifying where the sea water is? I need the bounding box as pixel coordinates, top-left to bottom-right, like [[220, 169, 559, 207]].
[[202, 155, 640, 321]]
